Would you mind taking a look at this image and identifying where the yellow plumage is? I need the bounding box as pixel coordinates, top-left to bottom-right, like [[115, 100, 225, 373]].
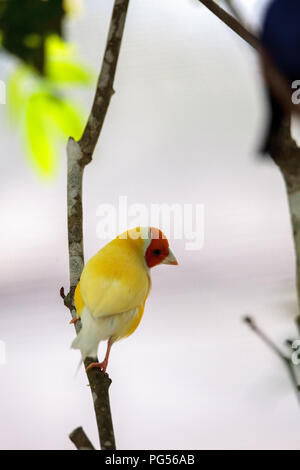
[[74, 281, 84, 316], [71, 226, 177, 372], [78, 232, 150, 317], [72, 228, 151, 360]]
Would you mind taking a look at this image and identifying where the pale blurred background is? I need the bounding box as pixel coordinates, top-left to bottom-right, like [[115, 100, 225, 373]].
[[1, 0, 300, 450]]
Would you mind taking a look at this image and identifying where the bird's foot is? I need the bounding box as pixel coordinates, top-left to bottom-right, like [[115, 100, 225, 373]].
[[69, 316, 79, 325], [85, 361, 108, 374]]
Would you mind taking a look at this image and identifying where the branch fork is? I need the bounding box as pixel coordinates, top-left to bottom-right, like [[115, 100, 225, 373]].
[[61, 0, 130, 450]]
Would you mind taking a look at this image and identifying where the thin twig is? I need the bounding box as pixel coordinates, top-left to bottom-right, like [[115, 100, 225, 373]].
[[223, 0, 243, 24], [61, 0, 131, 450], [199, 0, 300, 409], [197, 0, 259, 50], [69, 427, 95, 450], [197, 0, 300, 116], [244, 316, 287, 360], [244, 317, 300, 405], [201, 0, 300, 323]]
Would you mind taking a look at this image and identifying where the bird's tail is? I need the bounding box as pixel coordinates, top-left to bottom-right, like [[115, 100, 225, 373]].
[[71, 307, 100, 361]]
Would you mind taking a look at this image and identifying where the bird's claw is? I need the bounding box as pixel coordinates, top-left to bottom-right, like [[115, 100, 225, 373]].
[[85, 361, 107, 374]]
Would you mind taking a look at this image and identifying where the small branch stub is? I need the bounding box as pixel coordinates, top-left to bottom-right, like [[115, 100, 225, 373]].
[[69, 427, 95, 450]]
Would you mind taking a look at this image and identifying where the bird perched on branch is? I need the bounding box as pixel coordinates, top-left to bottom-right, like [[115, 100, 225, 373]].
[[71, 227, 178, 373], [260, 0, 300, 154]]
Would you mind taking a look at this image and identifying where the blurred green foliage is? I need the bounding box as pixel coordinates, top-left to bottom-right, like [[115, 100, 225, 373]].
[[0, 1, 92, 178], [0, 0, 65, 74]]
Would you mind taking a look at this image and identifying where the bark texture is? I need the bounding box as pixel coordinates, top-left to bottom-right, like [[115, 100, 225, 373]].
[[61, 0, 130, 450], [69, 427, 95, 450], [268, 121, 300, 314]]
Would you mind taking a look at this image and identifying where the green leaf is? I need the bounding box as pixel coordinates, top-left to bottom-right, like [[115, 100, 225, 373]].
[[24, 92, 84, 176], [46, 95, 84, 140], [45, 34, 92, 85], [25, 93, 57, 177], [45, 34, 75, 60], [6, 34, 92, 178], [46, 59, 92, 84]]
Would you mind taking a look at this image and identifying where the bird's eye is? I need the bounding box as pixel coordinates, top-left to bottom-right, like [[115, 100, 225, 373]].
[[153, 249, 161, 256]]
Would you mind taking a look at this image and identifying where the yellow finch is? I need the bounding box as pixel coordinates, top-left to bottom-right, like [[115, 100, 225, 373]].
[[71, 227, 178, 373]]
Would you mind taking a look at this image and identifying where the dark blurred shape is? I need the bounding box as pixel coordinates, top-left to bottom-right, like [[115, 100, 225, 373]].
[[260, 0, 300, 154], [0, 0, 65, 75]]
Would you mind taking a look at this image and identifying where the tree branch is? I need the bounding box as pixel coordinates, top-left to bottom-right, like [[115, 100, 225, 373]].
[[244, 317, 300, 405], [223, 0, 243, 24], [61, 0, 131, 450], [244, 316, 287, 360], [199, 0, 300, 412], [197, 0, 259, 50], [79, 0, 130, 162], [197, 0, 300, 117], [69, 427, 95, 450]]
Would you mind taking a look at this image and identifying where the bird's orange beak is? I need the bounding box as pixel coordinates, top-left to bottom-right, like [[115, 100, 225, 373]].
[[162, 248, 178, 265]]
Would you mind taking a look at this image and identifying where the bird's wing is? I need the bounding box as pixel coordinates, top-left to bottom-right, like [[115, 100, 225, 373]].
[[122, 300, 147, 339], [74, 281, 85, 316], [79, 246, 150, 318]]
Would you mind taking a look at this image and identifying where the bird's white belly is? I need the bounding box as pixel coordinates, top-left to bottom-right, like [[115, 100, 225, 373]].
[[72, 306, 140, 360], [97, 307, 139, 341]]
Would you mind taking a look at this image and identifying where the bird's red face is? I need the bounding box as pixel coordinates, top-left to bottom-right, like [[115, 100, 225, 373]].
[[145, 227, 178, 269]]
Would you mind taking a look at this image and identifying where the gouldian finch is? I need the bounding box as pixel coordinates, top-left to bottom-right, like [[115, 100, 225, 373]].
[[71, 227, 178, 373], [260, 0, 300, 154]]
